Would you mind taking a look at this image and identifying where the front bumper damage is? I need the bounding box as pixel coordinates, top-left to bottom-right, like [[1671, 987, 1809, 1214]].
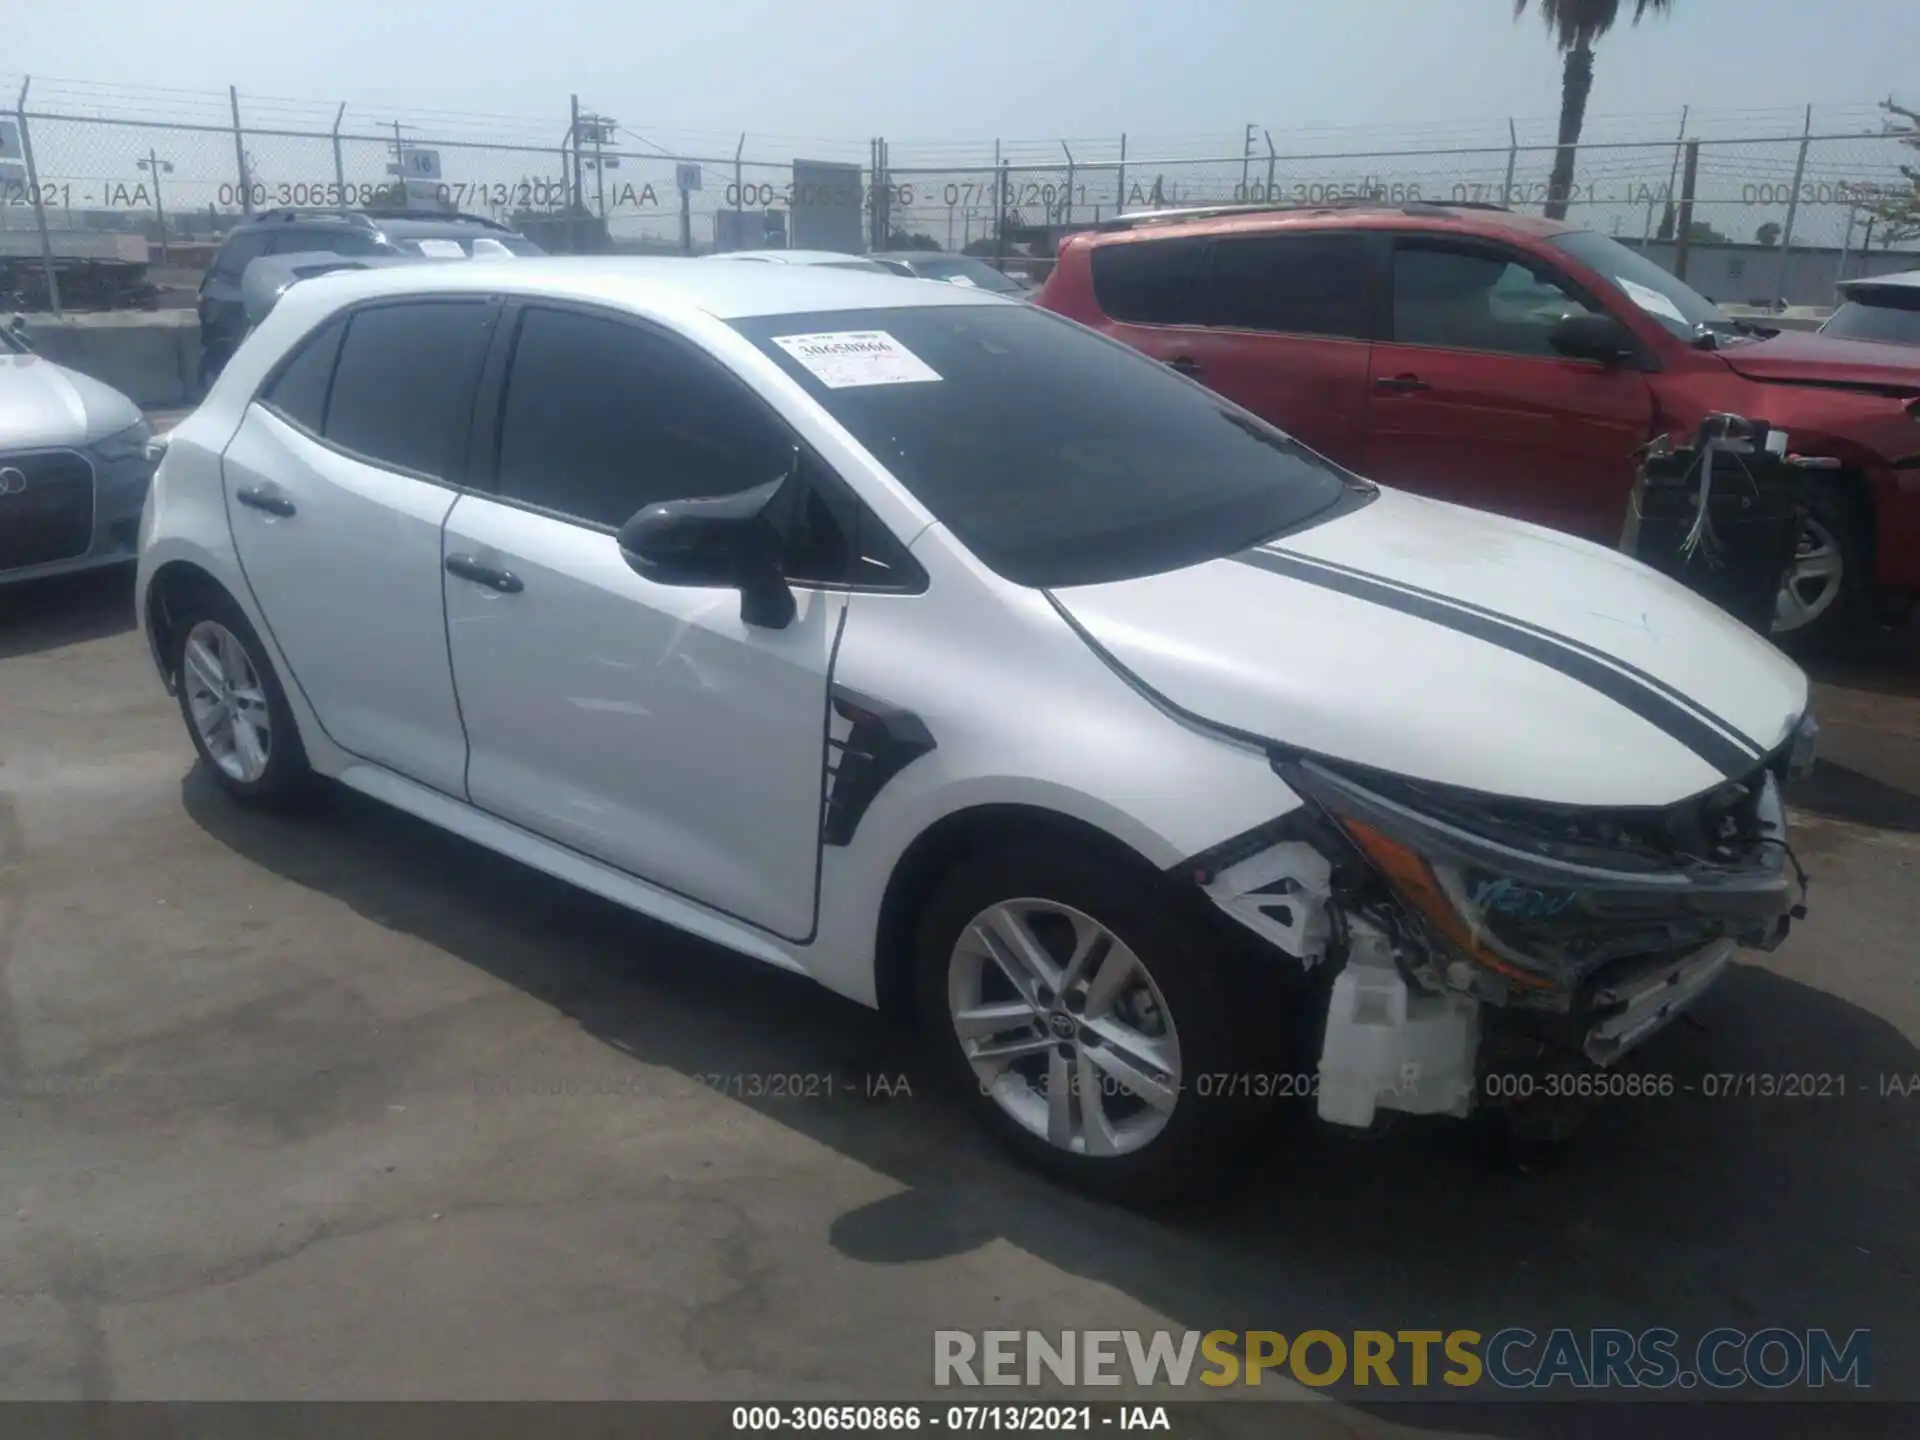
[[1190, 720, 1816, 1129]]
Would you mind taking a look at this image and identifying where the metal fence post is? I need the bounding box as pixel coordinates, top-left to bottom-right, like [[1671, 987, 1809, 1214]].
[[229, 85, 252, 215], [568, 94, 584, 253], [996, 152, 1009, 273], [331, 103, 346, 205], [1502, 118, 1518, 206], [1116, 132, 1126, 213], [1775, 105, 1812, 304], [14, 79, 61, 317], [1061, 141, 1074, 227], [1673, 139, 1701, 281], [1834, 202, 1858, 289], [1264, 130, 1276, 202]]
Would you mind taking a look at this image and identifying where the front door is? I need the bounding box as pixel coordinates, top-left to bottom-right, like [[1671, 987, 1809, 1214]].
[[442, 302, 847, 941], [1362, 236, 1656, 541]]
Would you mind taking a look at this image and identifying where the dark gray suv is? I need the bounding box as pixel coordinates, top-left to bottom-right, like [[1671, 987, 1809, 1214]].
[[197, 209, 543, 387]]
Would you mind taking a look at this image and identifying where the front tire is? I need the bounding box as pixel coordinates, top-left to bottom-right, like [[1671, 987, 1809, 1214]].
[[915, 842, 1263, 1203], [171, 590, 316, 808], [1773, 479, 1871, 654]]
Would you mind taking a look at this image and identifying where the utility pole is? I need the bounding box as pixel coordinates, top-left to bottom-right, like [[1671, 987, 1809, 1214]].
[[138, 149, 174, 264]]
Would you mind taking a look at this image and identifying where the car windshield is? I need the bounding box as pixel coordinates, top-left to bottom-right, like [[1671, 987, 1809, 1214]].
[[730, 305, 1366, 587], [908, 257, 1025, 293], [818, 258, 894, 274], [1548, 229, 1738, 345], [1822, 289, 1920, 347]]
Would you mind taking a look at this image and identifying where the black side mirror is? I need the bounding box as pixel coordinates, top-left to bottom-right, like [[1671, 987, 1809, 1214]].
[[7, 314, 32, 351], [1550, 312, 1636, 365], [616, 470, 802, 630]]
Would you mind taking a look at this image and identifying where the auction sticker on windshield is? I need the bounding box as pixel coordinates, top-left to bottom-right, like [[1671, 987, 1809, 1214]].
[[1616, 276, 1689, 326], [771, 331, 942, 388]]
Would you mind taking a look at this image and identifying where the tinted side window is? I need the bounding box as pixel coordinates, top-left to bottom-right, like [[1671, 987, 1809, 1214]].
[[1088, 237, 1209, 325], [324, 301, 491, 477], [494, 306, 795, 528], [1392, 242, 1602, 357], [259, 318, 344, 433], [1208, 233, 1368, 337], [211, 232, 270, 282], [266, 229, 386, 258]]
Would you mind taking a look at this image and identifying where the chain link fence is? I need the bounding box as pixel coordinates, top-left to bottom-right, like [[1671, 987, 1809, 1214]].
[[3, 82, 1915, 313]]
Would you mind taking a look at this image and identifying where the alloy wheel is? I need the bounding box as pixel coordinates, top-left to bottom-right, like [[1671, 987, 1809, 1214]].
[[182, 619, 272, 783], [1773, 516, 1843, 634], [947, 898, 1181, 1157]]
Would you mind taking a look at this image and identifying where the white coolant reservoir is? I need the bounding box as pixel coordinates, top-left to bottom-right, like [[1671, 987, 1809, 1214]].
[[1316, 919, 1480, 1128]]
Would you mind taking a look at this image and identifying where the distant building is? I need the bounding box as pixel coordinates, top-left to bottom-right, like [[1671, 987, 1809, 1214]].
[[1630, 239, 1915, 309]]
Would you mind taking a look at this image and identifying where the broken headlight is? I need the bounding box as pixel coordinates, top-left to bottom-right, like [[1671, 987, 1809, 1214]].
[[1281, 757, 1796, 1002]]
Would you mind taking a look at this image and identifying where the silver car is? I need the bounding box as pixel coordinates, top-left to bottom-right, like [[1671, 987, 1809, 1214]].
[[1820, 270, 1920, 347], [1, 318, 156, 584]]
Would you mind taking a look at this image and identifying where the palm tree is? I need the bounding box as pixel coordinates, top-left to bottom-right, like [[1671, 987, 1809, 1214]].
[[1515, 0, 1675, 220]]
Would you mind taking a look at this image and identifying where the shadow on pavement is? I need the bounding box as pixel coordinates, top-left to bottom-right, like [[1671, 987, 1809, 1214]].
[[182, 769, 1920, 1435], [1789, 760, 1920, 833], [0, 565, 137, 662]]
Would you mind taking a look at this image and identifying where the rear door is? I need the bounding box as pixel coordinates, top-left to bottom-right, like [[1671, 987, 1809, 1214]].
[[1181, 230, 1376, 469], [1085, 233, 1213, 372], [222, 296, 495, 796], [1362, 235, 1656, 541]]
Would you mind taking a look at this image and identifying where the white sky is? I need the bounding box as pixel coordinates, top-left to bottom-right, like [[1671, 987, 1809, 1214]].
[[6, 0, 1916, 151]]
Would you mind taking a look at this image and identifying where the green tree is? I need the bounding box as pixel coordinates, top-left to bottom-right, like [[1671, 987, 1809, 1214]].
[[1515, 0, 1676, 220], [1755, 221, 1782, 246], [1853, 98, 1919, 245]]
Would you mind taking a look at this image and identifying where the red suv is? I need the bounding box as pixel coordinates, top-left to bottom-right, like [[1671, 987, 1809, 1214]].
[[1038, 202, 1920, 649]]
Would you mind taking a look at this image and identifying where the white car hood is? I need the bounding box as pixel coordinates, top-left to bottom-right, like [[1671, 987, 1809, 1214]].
[[1050, 487, 1809, 808], [0, 352, 142, 450]]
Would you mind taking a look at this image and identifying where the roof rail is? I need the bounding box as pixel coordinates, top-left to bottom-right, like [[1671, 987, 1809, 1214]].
[[247, 206, 514, 233], [253, 208, 381, 228], [1405, 199, 1513, 214], [1095, 200, 1381, 230], [1092, 196, 1520, 233], [357, 207, 514, 232]]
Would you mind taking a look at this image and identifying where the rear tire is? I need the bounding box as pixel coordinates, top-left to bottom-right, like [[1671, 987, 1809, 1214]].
[[170, 589, 317, 809], [915, 841, 1266, 1204]]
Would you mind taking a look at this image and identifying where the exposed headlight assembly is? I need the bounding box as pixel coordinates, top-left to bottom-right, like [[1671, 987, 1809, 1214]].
[[92, 418, 153, 465], [1281, 758, 1796, 1005]]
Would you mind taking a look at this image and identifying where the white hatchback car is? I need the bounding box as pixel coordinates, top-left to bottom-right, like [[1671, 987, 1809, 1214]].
[[138, 258, 1816, 1199]]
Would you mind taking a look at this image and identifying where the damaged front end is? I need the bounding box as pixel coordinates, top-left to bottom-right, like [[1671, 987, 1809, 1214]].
[[1193, 717, 1816, 1130]]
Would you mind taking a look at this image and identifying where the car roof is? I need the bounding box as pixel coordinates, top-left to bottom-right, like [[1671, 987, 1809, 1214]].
[[271, 254, 1010, 322], [1077, 201, 1576, 246], [1838, 269, 1920, 295]]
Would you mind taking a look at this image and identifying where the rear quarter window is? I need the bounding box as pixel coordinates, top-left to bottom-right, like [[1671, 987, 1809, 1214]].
[[1088, 236, 1210, 325]]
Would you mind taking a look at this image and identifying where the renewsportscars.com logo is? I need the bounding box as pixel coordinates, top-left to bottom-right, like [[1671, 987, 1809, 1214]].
[[933, 1328, 1872, 1391]]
